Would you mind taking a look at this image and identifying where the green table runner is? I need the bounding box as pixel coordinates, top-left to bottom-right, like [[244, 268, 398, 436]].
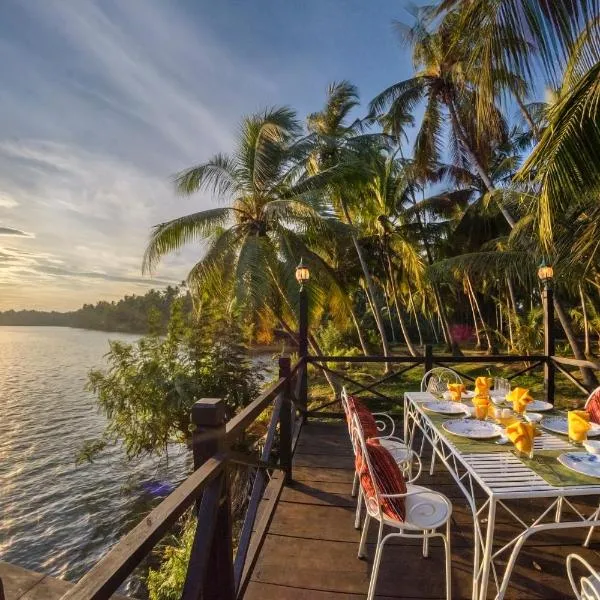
[[421, 407, 600, 488]]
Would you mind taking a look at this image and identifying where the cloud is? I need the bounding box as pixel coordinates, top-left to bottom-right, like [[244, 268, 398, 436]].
[[0, 226, 32, 237], [0, 0, 281, 309], [0, 193, 18, 208]]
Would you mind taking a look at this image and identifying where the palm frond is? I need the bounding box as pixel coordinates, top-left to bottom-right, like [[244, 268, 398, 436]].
[[143, 208, 233, 273], [174, 154, 239, 197]]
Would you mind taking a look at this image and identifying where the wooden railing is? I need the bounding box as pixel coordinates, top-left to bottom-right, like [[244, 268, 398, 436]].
[[55, 345, 600, 600], [60, 356, 306, 600]]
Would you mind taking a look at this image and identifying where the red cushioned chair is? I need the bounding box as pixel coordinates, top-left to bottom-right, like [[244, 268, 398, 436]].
[[585, 386, 600, 425], [351, 411, 453, 600], [341, 388, 416, 529]]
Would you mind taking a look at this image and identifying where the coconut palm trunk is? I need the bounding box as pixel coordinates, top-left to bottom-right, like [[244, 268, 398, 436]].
[[553, 296, 598, 388], [580, 284, 591, 357], [466, 275, 495, 353], [349, 305, 369, 355], [465, 278, 483, 349], [385, 250, 420, 356], [408, 286, 424, 347], [341, 201, 392, 361]]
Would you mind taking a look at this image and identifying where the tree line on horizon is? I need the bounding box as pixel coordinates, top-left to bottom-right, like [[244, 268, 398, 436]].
[[143, 1, 600, 388], [0, 286, 192, 334]]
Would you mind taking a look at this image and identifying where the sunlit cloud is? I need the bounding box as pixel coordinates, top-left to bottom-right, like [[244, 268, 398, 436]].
[[0, 227, 32, 237]]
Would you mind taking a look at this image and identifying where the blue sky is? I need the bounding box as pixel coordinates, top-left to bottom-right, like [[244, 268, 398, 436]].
[[0, 0, 418, 310]]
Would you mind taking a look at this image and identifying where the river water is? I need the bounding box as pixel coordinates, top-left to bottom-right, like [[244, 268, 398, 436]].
[[0, 326, 272, 595]]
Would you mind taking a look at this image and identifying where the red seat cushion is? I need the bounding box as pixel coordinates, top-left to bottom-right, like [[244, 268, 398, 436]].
[[357, 439, 406, 522], [347, 396, 379, 439], [587, 387, 600, 424]]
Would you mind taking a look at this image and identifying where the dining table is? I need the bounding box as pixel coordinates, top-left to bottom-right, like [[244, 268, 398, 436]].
[[404, 391, 600, 600]]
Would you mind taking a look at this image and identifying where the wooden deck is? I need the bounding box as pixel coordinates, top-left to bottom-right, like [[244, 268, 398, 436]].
[[243, 420, 600, 600]]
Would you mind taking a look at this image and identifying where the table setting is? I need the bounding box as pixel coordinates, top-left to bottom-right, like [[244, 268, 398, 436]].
[[427, 376, 600, 480]]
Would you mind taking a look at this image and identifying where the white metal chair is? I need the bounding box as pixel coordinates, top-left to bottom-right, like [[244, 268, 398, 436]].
[[351, 411, 453, 600], [341, 388, 415, 528], [419, 368, 464, 474], [567, 553, 600, 600], [420, 367, 463, 395]]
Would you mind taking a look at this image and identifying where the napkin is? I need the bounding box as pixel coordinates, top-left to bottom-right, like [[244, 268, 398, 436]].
[[475, 376, 493, 396], [507, 387, 533, 414], [473, 395, 490, 420], [447, 383, 465, 402], [506, 422, 536, 455], [568, 410, 591, 442]]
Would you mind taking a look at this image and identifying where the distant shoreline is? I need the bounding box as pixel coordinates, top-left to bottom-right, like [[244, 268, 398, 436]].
[[0, 324, 295, 353]]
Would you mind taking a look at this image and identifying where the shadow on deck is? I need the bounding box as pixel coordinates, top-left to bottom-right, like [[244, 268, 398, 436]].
[[243, 421, 600, 600]]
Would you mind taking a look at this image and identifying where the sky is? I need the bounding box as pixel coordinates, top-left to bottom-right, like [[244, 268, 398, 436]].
[[0, 0, 417, 311]]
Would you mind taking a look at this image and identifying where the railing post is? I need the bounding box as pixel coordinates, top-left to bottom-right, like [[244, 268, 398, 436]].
[[279, 356, 293, 483], [190, 399, 234, 600], [425, 344, 433, 374], [543, 287, 556, 404], [298, 286, 309, 417]]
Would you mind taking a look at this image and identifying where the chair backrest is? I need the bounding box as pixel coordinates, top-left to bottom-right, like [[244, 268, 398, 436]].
[[566, 553, 600, 600], [351, 411, 385, 520], [341, 387, 350, 420], [421, 367, 463, 394], [585, 387, 600, 425]]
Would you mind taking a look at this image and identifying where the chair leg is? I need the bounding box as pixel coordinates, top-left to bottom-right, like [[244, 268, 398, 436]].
[[423, 529, 429, 558], [444, 521, 452, 600], [351, 471, 358, 497], [584, 505, 599, 548], [429, 449, 436, 475], [354, 489, 363, 530], [584, 525, 595, 548], [367, 523, 386, 600], [419, 435, 426, 457], [358, 513, 371, 558]]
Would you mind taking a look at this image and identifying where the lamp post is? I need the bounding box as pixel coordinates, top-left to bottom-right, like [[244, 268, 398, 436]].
[[295, 259, 310, 416], [539, 260, 555, 404]]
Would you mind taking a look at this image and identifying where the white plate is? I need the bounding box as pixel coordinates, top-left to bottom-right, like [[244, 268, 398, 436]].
[[423, 401, 470, 416], [525, 400, 553, 412], [442, 390, 475, 401], [442, 419, 503, 440], [541, 416, 600, 437], [558, 452, 600, 478]]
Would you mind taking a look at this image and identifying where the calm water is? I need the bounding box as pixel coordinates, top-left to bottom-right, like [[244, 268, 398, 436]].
[[0, 326, 241, 593]]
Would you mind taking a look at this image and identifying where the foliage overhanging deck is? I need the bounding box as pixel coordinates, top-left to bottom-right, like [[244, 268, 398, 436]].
[[243, 420, 600, 600]]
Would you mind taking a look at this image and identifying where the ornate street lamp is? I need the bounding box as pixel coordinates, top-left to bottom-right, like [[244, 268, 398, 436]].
[[538, 259, 555, 403], [538, 260, 554, 289], [295, 258, 310, 289], [295, 258, 309, 416]]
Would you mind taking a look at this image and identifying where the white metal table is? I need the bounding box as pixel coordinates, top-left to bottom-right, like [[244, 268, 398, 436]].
[[404, 391, 600, 600]]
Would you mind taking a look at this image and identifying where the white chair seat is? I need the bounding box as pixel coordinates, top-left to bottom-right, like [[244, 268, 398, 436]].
[[380, 484, 452, 531], [380, 438, 411, 463], [581, 575, 600, 599]]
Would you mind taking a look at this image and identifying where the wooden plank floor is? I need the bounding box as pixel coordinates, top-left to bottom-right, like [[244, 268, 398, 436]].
[[243, 420, 600, 599]]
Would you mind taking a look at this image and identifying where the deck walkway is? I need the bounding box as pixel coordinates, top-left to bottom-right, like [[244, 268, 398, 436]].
[[244, 420, 600, 599]]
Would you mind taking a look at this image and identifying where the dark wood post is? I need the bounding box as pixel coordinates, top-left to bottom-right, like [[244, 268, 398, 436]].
[[298, 286, 309, 416], [543, 286, 556, 404], [279, 356, 293, 483], [425, 344, 433, 375], [190, 398, 235, 600]]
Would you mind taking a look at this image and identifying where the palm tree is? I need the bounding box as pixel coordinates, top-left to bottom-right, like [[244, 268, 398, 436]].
[[437, 0, 600, 130], [358, 150, 424, 355], [143, 106, 338, 359], [306, 81, 394, 359], [369, 10, 518, 225]]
